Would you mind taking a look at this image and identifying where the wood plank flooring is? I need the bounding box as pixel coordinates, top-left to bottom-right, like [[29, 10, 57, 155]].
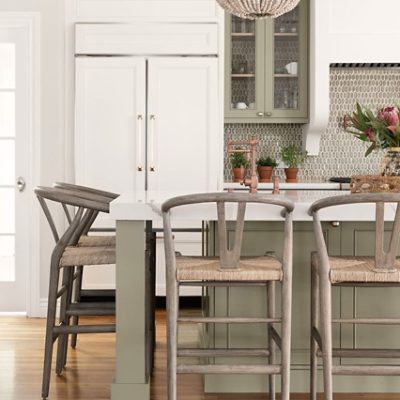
[[0, 310, 398, 399]]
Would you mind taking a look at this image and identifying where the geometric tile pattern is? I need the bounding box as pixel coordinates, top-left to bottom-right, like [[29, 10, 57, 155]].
[[225, 68, 400, 182]]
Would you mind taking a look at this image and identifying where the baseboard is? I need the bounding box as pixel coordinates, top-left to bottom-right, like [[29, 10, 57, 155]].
[[38, 298, 49, 318]]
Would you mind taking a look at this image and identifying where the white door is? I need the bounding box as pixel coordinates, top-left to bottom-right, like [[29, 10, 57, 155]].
[[147, 57, 219, 192], [0, 26, 30, 312], [75, 57, 146, 199]]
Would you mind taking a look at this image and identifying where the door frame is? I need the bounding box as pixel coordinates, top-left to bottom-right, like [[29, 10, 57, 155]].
[[0, 13, 41, 316]]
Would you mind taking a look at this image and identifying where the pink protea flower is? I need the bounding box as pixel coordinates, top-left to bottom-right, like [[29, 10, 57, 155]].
[[378, 106, 400, 126], [364, 127, 375, 141]]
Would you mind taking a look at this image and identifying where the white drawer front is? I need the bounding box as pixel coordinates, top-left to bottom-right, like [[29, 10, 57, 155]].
[[73, 0, 220, 22], [76, 23, 218, 55]]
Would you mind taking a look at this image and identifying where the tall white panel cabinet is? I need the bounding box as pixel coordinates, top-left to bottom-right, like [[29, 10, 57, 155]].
[[74, 20, 222, 295], [75, 57, 220, 194]]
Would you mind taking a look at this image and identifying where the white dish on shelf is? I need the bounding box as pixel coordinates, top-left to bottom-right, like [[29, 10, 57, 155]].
[[285, 62, 298, 75]]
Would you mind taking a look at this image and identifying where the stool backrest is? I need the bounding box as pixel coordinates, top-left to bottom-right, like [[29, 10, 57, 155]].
[[162, 192, 294, 270], [35, 186, 110, 248], [309, 193, 400, 271], [52, 182, 118, 233]]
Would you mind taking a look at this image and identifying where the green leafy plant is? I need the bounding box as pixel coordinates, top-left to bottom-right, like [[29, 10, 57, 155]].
[[344, 102, 400, 156], [230, 147, 249, 168], [256, 156, 278, 168], [280, 145, 307, 168]]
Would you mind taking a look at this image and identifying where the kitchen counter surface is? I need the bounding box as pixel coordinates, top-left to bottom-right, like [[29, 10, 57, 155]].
[[110, 189, 397, 222]]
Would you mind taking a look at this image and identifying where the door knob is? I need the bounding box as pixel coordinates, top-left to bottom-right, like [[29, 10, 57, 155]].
[[257, 112, 264, 117], [265, 112, 272, 117], [16, 177, 26, 192]]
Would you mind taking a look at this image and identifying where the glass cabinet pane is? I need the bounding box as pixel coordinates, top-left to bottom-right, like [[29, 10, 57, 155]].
[[273, 6, 300, 110], [230, 16, 257, 111]]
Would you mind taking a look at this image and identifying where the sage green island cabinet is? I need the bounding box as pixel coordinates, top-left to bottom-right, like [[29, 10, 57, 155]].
[[203, 221, 400, 393], [224, 0, 308, 123]]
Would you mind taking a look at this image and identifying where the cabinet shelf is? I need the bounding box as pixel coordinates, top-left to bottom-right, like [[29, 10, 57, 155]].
[[274, 74, 298, 78], [231, 74, 256, 78], [274, 32, 299, 37], [231, 33, 256, 40]]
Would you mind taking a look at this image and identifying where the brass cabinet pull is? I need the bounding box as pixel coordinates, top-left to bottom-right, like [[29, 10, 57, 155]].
[[137, 114, 143, 171], [149, 114, 156, 172]]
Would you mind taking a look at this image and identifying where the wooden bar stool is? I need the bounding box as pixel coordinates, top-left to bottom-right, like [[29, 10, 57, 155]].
[[35, 186, 117, 399], [309, 193, 400, 400], [52, 182, 118, 348], [162, 192, 294, 400]]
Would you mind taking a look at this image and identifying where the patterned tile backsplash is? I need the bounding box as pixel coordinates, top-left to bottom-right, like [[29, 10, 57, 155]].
[[225, 68, 400, 182]]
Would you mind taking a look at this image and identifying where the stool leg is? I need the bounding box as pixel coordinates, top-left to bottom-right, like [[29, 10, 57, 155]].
[[71, 266, 84, 349], [167, 278, 179, 400], [42, 259, 60, 399], [60, 267, 75, 369], [281, 275, 292, 400], [320, 271, 333, 400], [267, 281, 276, 400], [56, 267, 73, 375], [310, 263, 319, 400]]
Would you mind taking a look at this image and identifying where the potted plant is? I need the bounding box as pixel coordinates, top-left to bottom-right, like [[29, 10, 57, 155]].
[[256, 156, 278, 183], [230, 147, 249, 182], [280, 145, 307, 183]]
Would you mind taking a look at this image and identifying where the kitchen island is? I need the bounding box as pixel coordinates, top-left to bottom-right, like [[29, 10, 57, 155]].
[[109, 190, 398, 399]]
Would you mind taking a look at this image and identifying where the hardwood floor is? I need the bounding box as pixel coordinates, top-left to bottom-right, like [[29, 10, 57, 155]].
[[0, 310, 398, 399]]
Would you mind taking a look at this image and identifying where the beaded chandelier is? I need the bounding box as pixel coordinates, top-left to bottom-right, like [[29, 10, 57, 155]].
[[216, 0, 301, 19]]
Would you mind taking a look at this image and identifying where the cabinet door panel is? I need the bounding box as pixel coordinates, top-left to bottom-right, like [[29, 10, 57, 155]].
[[147, 57, 219, 192], [75, 57, 146, 199], [224, 16, 265, 120], [268, 0, 308, 119]]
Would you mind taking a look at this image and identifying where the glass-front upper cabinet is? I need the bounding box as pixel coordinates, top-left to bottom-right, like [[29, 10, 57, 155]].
[[225, 0, 308, 123]]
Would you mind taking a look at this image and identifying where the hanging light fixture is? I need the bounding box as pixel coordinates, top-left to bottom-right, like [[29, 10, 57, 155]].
[[216, 0, 301, 19]]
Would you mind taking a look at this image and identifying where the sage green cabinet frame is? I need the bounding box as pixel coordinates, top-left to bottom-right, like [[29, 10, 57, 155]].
[[224, 0, 309, 124]]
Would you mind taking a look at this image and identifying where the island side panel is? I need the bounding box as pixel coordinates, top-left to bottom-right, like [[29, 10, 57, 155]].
[[112, 220, 150, 400]]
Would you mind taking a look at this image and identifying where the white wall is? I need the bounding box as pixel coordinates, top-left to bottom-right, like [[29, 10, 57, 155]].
[[0, 1, 66, 314]]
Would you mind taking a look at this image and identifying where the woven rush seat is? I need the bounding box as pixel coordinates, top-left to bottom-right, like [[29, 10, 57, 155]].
[[78, 235, 116, 247], [176, 255, 282, 282], [60, 246, 115, 267], [314, 254, 400, 284]]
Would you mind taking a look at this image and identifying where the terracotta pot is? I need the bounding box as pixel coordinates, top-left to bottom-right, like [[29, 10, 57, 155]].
[[232, 167, 245, 182], [284, 167, 298, 183], [257, 166, 273, 183]]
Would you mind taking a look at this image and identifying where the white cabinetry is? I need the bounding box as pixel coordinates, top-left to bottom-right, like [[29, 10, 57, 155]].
[[70, 0, 220, 22], [75, 56, 220, 194], [74, 21, 221, 296], [75, 57, 146, 194]]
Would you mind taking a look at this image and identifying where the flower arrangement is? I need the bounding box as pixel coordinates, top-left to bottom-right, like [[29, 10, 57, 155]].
[[344, 102, 400, 156]]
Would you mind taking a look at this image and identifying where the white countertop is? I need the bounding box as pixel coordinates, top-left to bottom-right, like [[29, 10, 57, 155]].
[[110, 190, 397, 222]]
